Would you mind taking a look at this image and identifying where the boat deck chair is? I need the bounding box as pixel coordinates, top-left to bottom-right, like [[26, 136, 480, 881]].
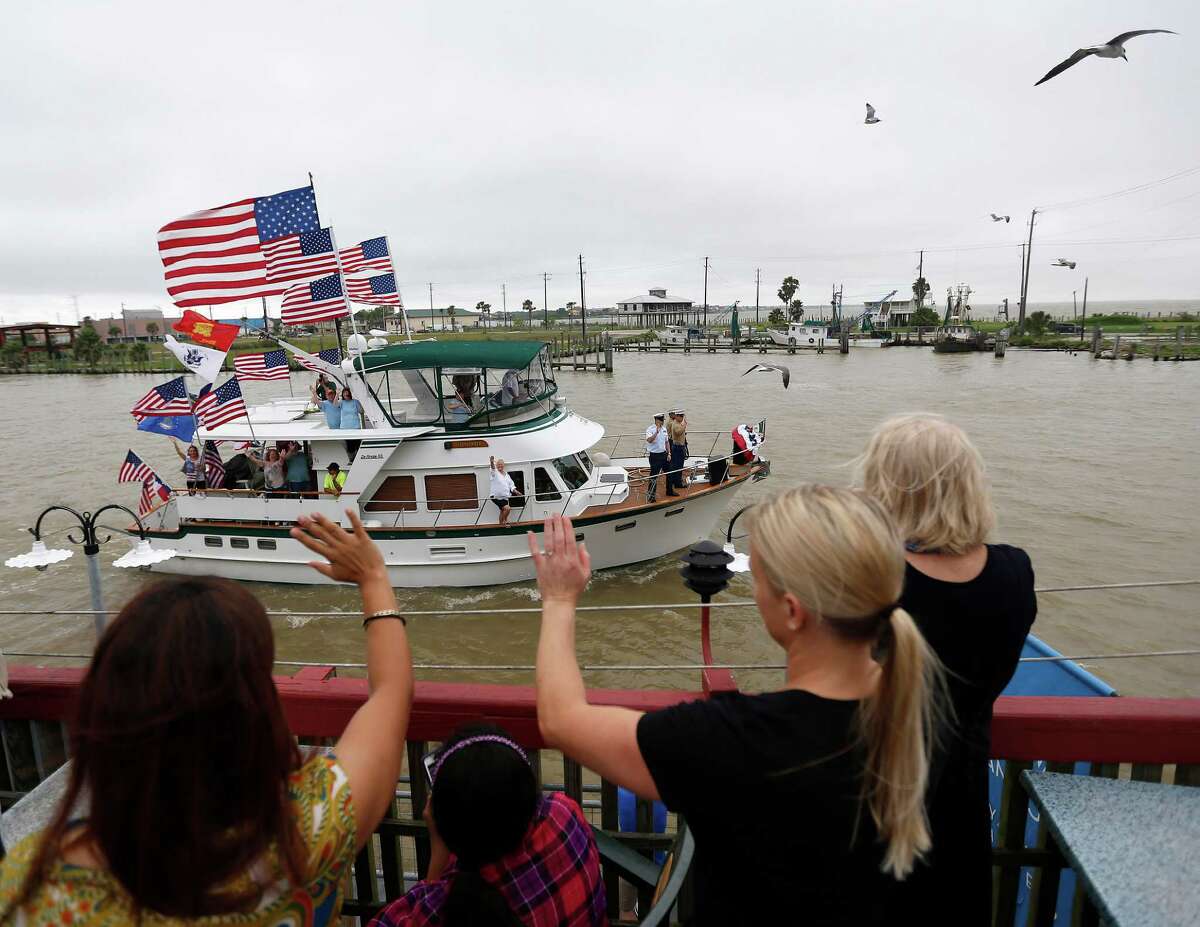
[[590, 819, 695, 926]]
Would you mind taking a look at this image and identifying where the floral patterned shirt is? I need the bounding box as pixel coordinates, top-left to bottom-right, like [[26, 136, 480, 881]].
[[0, 754, 356, 927]]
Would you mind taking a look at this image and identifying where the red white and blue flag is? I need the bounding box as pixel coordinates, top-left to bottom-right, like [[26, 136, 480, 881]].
[[139, 476, 172, 516], [118, 450, 155, 484], [339, 236, 392, 275], [195, 377, 249, 429], [233, 349, 291, 381], [157, 186, 321, 308], [202, 441, 225, 486], [346, 272, 401, 306], [131, 377, 192, 420], [281, 273, 350, 325], [263, 227, 339, 285], [293, 347, 342, 374]]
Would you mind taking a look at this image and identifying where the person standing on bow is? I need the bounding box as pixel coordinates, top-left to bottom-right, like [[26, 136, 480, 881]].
[[644, 413, 669, 503], [666, 409, 687, 497]]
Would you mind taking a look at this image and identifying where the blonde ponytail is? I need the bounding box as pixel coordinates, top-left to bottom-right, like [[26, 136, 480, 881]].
[[749, 484, 942, 879], [857, 606, 939, 878]]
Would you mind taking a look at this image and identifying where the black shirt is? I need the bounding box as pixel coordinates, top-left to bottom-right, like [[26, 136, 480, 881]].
[[893, 544, 1037, 923], [637, 689, 892, 926]]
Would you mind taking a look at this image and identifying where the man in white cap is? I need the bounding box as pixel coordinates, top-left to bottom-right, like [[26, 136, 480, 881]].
[[644, 412, 669, 502]]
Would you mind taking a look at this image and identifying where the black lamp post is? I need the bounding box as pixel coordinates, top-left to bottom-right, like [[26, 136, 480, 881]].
[[679, 540, 734, 680]]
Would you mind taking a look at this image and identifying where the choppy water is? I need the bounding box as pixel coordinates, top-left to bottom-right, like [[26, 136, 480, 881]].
[[1, 347, 1197, 696]]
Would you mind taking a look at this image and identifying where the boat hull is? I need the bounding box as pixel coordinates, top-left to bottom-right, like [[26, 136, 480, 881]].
[[144, 470, 755, 588], [932, 340, 982, 353]]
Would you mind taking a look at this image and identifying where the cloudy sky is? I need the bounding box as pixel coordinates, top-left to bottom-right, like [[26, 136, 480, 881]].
[[2, 0, 1197, 324]]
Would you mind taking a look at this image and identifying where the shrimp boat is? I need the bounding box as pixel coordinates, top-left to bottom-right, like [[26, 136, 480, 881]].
[[138, 340, 769, 587]]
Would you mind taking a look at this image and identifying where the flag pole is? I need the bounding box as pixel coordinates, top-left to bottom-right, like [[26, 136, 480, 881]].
[[308, 173, 344, 355], [328, 228, 364, 385]]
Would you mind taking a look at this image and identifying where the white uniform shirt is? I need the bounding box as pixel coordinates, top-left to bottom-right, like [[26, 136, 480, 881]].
[[490, 468, 516, 499], [645, 423, 668, 455]]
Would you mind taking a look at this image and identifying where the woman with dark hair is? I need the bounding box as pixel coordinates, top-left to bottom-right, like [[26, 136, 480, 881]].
[[0, 509, 413, 926], [370, 723, 605, 927]]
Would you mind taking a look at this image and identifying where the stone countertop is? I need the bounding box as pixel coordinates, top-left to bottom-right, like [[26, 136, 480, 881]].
[[1021, 771, 1200, 927]]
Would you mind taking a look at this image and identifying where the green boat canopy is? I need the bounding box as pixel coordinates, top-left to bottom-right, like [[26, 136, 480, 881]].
[[356, 340, 548, 373]]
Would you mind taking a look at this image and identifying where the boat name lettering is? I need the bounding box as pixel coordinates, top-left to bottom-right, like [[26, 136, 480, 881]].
[[358, 453, 385, 460]]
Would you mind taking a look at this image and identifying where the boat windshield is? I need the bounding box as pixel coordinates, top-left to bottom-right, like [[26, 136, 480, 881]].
[[552, 454, 589, 490]]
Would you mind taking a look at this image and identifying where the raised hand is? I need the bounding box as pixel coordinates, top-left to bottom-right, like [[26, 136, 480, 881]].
[[527, 514, 591, 604], [290, 509, 387, 585]]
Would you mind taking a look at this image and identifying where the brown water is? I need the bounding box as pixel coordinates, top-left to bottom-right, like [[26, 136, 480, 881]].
[[1, 348, 1197, 696]]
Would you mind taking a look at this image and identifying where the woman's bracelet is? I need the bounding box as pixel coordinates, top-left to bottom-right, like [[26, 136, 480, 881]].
[[363, 609, 407, 629]]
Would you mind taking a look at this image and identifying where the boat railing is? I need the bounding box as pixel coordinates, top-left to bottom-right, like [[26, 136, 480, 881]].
[[373, 439, 761, 531], [2, 663, 1197, 925]]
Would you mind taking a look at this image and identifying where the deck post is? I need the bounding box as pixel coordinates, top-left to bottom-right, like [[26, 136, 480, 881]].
[[1091, 327, 1102, 358], [1112, 335, 1121, 360], [603, 332, 613, 371], [788, 336, 796, 355], [994, 332, 1007, 357], [839, 329, 849, 354]]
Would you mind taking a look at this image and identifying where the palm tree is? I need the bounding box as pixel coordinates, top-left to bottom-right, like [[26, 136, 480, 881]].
[[522, 298, 535, 328], [446, 304, 458, 331], [107, 324, 121, 343], [145, 321, 159, 341], [476, 301, 491, 328]]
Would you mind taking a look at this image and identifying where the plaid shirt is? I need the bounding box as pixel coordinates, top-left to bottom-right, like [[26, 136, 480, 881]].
[[371, 793, 607, 927]]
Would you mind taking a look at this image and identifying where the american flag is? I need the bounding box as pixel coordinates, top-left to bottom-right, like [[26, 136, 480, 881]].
[[295, 347, 342, 373], [263, 227, 339, 285], [202, 441, 225, 486], [195, 377, 248, 429], [346, 272, 401, 306], [233, 349, 291, 381], [139, 476, 172, 516], [339, 236, 392, 274], [281, 273, 350, 325], [157, 186, 321, 308], [131, 377, 191, 419], [119, 450, 154, 484]]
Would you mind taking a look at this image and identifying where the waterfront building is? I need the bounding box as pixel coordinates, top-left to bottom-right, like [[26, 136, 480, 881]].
[[0, 322, 78, 355], [615, 288, 694, 325], [93, 307, 167, 343], [863, 291, 919, 328]]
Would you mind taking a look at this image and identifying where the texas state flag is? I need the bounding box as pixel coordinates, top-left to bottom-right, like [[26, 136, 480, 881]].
[[136, 413, 197, 442]]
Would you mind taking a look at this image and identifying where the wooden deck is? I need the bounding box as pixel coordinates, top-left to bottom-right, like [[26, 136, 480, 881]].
[[579, 463, 756, 517]]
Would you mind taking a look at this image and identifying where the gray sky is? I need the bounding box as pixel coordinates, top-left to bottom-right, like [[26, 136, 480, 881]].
[[2, 0, 1197, 325]]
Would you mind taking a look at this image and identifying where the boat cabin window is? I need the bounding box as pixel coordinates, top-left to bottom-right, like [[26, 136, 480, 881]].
[[551, 455, 589, 491], [534, 466, 561, 502], [366, 475, 418, 512], [425, 472, 478, 511], [576, 449, 592, 475]]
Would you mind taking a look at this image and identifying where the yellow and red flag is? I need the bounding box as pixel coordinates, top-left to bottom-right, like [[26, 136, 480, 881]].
[[171, 310, 240, 351]]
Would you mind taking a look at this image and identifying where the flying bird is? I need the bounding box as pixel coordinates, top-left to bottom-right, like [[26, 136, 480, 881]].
[[990, 213, 1011, 223], [1034, 30, 1178, 86], [1052, 258, 1077, 270], [864, 103, 880, 125], [742, 363, 791, 389]]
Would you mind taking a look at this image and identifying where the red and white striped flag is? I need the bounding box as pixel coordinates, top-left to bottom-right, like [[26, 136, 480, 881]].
[[339, 236, 392, 275], [263, 227, 339, 285], [195, 378, 249, 429], [202, 441, 225, 486], [156, 186, 321, 309], [130, 377, 192, 420], [233, 349, 291, 381], [346, 272, 402, 306], [119, 450, 154, 484], [281, 273, 350, 326]]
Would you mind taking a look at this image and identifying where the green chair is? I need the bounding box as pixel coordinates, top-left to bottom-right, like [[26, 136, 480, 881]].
[[591, 819, 695, 926]]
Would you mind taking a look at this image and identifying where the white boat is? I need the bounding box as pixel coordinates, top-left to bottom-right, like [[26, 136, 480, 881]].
[[139, 340, 768, 587], [655, 324, 705, 346], [766, 322, 884, 348]]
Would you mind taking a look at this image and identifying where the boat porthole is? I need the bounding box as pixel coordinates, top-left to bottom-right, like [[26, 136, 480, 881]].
[[615, 520, 637, 532], [204, 536, 223, 548], [230, 537, 249, 549], [664, 507, 685, 517], [574, 533, 585, 542], [808, 337, 815, 344], [257, 538, 277, 550]]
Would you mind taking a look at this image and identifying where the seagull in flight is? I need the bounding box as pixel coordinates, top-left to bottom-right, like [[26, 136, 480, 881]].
[[1035, 30, 1177, 86], [742, 363, 791, 389], [990, 213, 1011, 223], [864, 103, 880, 125], [1052, 258, 1077, 270]]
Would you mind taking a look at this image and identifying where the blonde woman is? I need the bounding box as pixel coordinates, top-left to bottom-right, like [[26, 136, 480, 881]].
[[858, 413, 1036, 922], [530, 488, 940, 926]]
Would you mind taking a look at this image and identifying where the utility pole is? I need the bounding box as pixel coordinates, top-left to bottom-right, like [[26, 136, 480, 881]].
[[755, 268, 761, 326], [702, 256, 709, 326], [578, 254, 587, 340], [1080, 276, 1089, 343], [1018, 209, 1037, 333], [501, 283, 507, 326], [542, 272, 550, 328], [261, 296, 269, 336], [428, 282, 434, 330], [1073, 290, 1078, 320], [121, 302, 128, 338], [917, 250, 924, 309]]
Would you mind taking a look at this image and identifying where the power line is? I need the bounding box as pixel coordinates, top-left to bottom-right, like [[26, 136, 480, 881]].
[[1037, 163, 1200, 212]]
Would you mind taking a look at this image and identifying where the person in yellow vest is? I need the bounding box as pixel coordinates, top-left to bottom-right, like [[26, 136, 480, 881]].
[[323, 462, 347, 499]]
